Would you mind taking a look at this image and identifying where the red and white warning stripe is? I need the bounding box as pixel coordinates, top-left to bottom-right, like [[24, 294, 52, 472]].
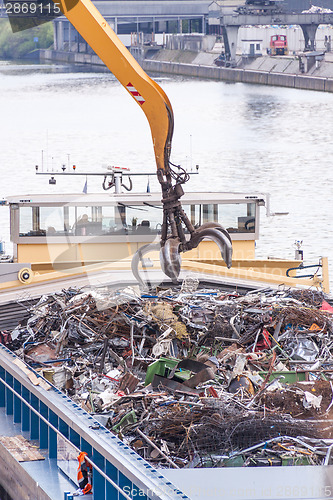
[[126, 82, 145, 105]]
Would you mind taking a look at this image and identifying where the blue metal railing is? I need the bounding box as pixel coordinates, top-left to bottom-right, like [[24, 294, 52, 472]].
[[0, 376, 133, 500], [0, 343, 188, 500]]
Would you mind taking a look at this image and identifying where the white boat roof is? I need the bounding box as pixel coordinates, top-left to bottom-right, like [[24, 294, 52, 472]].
[[6, 191, 266, 206]]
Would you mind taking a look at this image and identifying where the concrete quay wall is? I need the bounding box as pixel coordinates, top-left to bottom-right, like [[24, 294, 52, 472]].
[[143, 59, 332, 92], [40, 49, 333, 93], [40, 49, 104, 66]]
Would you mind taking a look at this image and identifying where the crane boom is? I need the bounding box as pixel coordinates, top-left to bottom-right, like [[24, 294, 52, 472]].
[[56, 0, 173, 172], [54, 0, 232, 286]]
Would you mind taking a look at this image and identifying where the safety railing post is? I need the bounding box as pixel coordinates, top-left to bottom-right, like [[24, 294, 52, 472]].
[[70, 428, 80, 448], [49, 409, 58, 459], [0, 367, 5, 407], [80, 438, 92, 456], [5, 372, 13, 415], [93, 449, 106, 500], [30, 393, 39, 440], [21, 386, 30, 432], [59, 418, 69, 439], [119, 471, 135, 499], [13, 379, 22, 423], [106, 460, 119, 499], [40, 401, 49, 449]]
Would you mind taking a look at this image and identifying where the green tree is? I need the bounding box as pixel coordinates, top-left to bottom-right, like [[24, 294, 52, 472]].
[[0, 19, 53, 59]]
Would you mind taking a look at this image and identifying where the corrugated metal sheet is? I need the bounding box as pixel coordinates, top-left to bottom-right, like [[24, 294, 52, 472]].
[[0, 299, 38, 332]]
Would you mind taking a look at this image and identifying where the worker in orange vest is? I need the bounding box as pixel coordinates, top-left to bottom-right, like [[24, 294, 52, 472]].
[[74, 451, 93, 495]]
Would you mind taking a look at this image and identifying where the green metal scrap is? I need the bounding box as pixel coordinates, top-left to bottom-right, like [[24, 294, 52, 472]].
[[112, 410, 137, 432]]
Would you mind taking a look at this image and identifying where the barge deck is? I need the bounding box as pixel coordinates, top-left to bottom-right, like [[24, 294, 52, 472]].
[[0, 268, 332, 499]]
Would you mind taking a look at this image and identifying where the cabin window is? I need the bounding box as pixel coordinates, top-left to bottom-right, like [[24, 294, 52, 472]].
[[19, 207, 34, 236], [19, 207, 46, 236], [114, 203, 162, 234], [19, 206, 77, 236], [73, 204, 162, 235], [182, 203, 255, 233], [17, 202, 256, 237], [219, 203, 255, 232]]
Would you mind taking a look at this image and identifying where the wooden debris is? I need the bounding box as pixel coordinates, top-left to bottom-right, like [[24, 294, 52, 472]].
[[0, 435, 45, 462], [13, 358, 51, 391]]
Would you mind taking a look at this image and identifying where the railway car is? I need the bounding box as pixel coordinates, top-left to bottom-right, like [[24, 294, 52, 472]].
[[270, 34, 288, 55]]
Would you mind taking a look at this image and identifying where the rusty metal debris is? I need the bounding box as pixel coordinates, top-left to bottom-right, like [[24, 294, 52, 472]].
[[2, 282, 333, 469]]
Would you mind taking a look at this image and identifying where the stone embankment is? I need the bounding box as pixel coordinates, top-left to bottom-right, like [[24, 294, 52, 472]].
[[40, 48, 333, 92]]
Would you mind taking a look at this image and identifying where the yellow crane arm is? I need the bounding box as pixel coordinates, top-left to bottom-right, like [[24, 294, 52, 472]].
[[56, 0, 173, 172], [54, 0, 232, 286]]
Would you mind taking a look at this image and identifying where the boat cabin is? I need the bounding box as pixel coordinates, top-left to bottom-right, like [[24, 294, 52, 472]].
[[6, 192, 264, 270]]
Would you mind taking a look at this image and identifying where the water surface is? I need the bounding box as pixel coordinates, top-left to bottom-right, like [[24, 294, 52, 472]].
[[0, 61, 332, 289]]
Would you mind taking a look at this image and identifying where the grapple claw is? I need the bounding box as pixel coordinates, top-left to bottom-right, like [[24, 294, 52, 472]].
[[189, 225, 233, 268], [194, 222, 232, 245], [132, 165, 233, 286], [131, 243, 161, 288], [160, 238, 181, 282]]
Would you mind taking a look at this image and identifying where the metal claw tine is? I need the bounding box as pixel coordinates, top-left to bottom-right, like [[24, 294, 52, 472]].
[[190, 227, 233, 268], [194, 221, 232, 245], [160, 238, 181, 282], [131, 243, 161, 288]]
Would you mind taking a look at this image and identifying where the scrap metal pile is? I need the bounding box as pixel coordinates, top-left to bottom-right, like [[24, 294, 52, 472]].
[[4, 279, 333, 469]]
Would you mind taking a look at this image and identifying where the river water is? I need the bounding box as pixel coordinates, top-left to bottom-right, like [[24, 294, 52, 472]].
[[0, 60, 332, 290]]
